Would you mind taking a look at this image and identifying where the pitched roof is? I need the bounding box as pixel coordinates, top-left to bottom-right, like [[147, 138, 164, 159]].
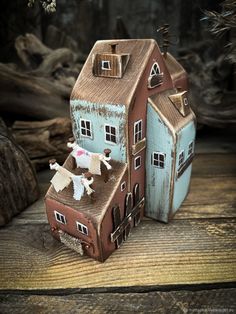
[[164, 52, 186, 83], [70, 39, 156, 106], [148, 89, 195, 132], [46, 155, 127, 225]]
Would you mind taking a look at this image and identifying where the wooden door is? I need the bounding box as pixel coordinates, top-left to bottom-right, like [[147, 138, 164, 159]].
[[112, 206, 123, 248], [123, 192, 132, 241], [133, 183, 141, 226]]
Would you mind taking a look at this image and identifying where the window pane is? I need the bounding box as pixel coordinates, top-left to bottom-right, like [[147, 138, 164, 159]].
[[81, 128, 86, 135], [105, 125, 109, 132], [111, 135, 116, 143], [81, 120, 85, 128], [106, 134, 110, 141], [87, 130, 91, 137], [86, 121, 90, 129], [111, 127, 116, 135]]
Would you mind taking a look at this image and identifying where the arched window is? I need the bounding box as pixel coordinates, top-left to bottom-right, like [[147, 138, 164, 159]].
[[148, 62, 164, 89], [150, 62, 161, 76]]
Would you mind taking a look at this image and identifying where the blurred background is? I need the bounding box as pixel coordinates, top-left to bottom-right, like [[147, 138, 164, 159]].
[[0, 0, 235, 172]]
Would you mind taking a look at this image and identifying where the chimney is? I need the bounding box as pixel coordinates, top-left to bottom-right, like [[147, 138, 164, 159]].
[[110, 43, 118, 54]]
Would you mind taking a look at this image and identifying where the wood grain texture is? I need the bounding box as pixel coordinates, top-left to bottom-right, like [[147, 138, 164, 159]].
[[0, 289, 236, 314], [0, 218, 235, 290]]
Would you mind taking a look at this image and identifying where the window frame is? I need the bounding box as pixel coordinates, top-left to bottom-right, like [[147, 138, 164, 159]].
[[101, 60, 111, 70], [150, 62, 161, 77], [104, 124, 118, 145], [188, 141, 194, 156], [134, 155, 141, 170], [133, 119, 143, 144], [54, 210, 66, 224], [76, 221, 89, 236], [121, 181, 126, 192], [178, 150, 185, 167], [80, 118, 92, 139], [152, 152, 166, 169]]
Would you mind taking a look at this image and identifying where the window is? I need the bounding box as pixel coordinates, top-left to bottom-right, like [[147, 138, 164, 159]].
[[80, 119, 92, 138], [152, 152, 165, 169], [134, 156, 141, 170], [188, 141, 194, 156], [104, 124, 117, 144], [76, 221, 88, 236], [121, 181, 126, 192], [183, 97, 188, 106], [134, 120, 142, 144], [54, 211, 66, 224], [179, 151, 185, 167], [150, 62, 160, 77], [101, 60, 111, 70]]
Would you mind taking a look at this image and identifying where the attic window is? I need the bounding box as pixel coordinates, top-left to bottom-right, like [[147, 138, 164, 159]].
[[184, 98, 188, 106], [150, 62, 161, 76], [148, 62, 164, 89], [54, 211, 66, 224], [101, 60, 111, 70], [76, 221, 88, 236]]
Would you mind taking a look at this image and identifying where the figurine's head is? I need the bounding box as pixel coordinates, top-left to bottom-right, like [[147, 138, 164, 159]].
[[49, 159, 59, 170], [67, 137, 76, 149]]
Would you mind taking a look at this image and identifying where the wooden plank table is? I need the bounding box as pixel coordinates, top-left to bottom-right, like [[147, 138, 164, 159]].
[[0, 129, 236, 313]]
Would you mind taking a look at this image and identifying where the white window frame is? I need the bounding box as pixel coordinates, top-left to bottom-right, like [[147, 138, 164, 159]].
[[121, 181, 126, 192], [152, 152, 165, 169], [150, 62, 161, 77], [54, 210, 66, 224], [188, 141, 194, 156], [179, 150, 185, 167], [101, 60, 111, 70], [134, 156, 141, 170], [104, 124, 117, 144], [134, 119, 142, 144], [80, 119, 92, 138], [76, 221, 88, 236]]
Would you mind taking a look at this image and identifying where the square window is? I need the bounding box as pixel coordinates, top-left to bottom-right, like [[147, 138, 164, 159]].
[[76, 221, 88, 236], [54, 210, 66, 224], [101, 60, 111, 70], [80, 119, 92, 138], [188, 141, 194, 156], [152, 152, 165, 169], [104, 124, 117, 144], [134, 156, 141, 170], [179, 151, 185, 167], [121, 181, 126, 192]]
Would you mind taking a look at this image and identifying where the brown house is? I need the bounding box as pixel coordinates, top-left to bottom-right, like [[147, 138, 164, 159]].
[[45, 39, 195, 262]]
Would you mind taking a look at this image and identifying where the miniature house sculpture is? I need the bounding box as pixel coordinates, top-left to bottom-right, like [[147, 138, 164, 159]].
[[45, 39, 196, 262]]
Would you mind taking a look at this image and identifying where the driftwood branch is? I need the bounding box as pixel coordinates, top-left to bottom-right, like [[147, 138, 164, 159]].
[[12, 118, 73, 170]]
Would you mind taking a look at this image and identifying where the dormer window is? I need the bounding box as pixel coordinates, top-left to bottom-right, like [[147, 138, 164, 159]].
[[184, 98, 188, 106], [101, 60, 111, 70], [148, 62, 164, 89]]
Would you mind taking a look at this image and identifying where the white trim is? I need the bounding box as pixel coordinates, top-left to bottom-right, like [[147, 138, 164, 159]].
[[80, 118, 92, 139], [76, 221, 88, 236], [121, 181, 126, 192], [150, 62, 160, 77], [104, 124, 118, 145], [133, 119, 142, 144], [101, 60, 111, 70], [178, 150, 185, 167], [134, 155, 141, 170], [152, 152, 165, 169], [54, 210, 66, 224]]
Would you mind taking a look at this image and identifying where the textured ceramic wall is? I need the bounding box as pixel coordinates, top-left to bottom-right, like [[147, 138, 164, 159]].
[[70, 99, 127, 162], [145, 102, 173, 222]]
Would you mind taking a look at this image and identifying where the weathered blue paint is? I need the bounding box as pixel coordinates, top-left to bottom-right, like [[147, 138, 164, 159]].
[[145, 103, 173, 222], [70, 99, 127, 162], [172, 121, 196, 212]]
